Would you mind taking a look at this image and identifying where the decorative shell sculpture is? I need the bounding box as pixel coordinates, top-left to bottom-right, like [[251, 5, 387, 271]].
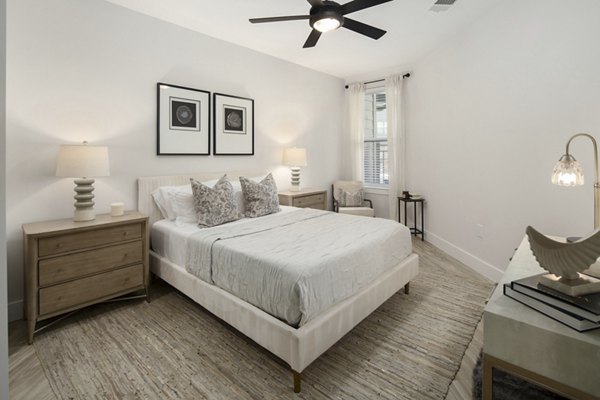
[[526, 226, 600, 280]]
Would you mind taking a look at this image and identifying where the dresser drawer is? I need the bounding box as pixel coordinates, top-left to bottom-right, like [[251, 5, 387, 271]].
[[303, 203, 326, 210], [39, 264, 143, 316], [294, 194, 325, 207], [38, 240, 143, 287], [38, 223, 142, 257]]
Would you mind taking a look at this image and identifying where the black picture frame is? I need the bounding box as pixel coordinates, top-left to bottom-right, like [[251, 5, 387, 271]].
[[157, 82, 211, 155], [213, 93, 254, 156]]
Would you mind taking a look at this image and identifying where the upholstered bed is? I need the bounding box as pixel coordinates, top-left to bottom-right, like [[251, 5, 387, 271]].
[[138, 171, 419, 392]]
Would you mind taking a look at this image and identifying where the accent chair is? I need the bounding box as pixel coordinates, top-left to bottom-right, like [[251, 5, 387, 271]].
[[332, 180, 375, 217]]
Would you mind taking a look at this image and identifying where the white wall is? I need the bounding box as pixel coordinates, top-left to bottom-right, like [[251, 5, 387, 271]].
[[405, 0, 600, 279], [6, 0, 344, 320], [0, 0, 8, 395]]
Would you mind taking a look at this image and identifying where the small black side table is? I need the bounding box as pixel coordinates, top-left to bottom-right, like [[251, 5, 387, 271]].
[[398, 196, 425, 241]]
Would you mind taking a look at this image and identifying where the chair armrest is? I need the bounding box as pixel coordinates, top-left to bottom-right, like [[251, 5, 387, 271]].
[[363, 199, 373, 209], [333, 199, 339, 213]]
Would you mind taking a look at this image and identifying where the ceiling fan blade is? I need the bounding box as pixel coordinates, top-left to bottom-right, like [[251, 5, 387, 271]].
[[303, 29, 322, 48], [341, 0, 393, 15], [249, 15, 310, 24], [342, 17, 386, 39], [307, 0, 324, 6]]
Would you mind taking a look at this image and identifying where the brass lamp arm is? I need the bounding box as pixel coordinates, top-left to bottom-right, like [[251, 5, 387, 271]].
[[565, 133, 600, 229], [566, 133, 599, 185]]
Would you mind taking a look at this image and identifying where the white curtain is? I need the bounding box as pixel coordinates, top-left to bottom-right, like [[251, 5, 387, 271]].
[[346, 83, 365, 181], [385, 75, 405, 221]]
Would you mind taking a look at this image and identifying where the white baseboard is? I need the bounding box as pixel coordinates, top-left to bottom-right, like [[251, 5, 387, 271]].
[[8, 299, 23, 322], [425, 231, 504, 282]]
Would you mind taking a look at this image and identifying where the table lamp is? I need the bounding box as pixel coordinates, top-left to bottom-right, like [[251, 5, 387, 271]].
[[283, 147, 307, 192], [56, 141, 110, 221]]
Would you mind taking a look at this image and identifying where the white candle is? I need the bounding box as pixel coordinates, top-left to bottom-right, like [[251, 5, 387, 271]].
[[111, 202, 124, 217]]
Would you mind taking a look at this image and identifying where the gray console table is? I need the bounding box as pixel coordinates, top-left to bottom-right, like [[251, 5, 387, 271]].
[[483, 237, 600, 400]]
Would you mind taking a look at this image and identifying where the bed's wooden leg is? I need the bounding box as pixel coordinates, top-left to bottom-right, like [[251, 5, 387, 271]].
[[404, 282, 410, 295], [293, 371, 302, 393]]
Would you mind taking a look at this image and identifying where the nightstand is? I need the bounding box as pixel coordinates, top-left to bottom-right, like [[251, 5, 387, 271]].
[[22, 211, 149, 344], [483, 237, 600, 399], [278, 188, 327, 210]]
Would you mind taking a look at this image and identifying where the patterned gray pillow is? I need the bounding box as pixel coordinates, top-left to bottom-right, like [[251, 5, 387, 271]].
[[239, 173, 280, 218], [338, 188, 364, 207], [190, 175, 241, 227]]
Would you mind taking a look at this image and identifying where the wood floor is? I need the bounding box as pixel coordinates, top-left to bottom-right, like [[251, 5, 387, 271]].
[[9, 238, 492, 400], [414, 239, 492, 400], [9, 317, 55, 400]]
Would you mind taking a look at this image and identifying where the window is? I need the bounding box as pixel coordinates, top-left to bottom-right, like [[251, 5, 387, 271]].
[[363, 91, 388, 186]]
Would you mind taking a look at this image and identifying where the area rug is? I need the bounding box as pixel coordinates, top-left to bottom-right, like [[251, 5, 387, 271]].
[[472, 352, 567, 400], [33, 258, 493, 399]]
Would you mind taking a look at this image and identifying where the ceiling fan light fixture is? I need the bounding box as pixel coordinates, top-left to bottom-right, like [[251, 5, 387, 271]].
[[313, 17, 341, 32], [250, 0, 391, 48], [309, 4, 343, 33]]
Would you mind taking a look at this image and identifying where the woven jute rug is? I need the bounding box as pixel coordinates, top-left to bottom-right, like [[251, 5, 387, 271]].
[[33, 253, 493, 399]]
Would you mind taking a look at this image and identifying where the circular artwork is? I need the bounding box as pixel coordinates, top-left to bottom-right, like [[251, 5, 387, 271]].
[[226, 112, 242, 129], [176, 105, 193, 125]]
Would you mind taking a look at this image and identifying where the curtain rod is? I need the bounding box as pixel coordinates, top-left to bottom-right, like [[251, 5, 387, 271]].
[[344, 73, 410, 89]]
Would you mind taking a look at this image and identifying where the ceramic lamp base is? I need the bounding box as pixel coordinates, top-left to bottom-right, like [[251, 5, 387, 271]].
[[74, 208, 95, 222], [290, 167, 301, 192], [73, 178, 96, 222], [539, 273, 600, 296]]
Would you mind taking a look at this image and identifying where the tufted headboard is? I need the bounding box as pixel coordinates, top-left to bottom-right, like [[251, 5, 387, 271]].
[[137, 170, 267, 227]]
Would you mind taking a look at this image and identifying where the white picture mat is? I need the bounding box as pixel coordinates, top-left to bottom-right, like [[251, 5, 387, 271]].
[[214, 94, 253, 154], [159, 85, 209, 154]]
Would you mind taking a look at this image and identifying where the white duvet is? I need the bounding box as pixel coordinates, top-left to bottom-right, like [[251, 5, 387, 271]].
[[181, 208, 412, 327]]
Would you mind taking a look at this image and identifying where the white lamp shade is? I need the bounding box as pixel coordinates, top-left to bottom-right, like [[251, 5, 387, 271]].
[[283, 147, 307, 167], [56, 144, 110, 178]]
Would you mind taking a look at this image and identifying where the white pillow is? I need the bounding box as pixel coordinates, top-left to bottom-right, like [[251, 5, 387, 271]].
[[154, 179, 219, 225], [168, 186, 195, 225], [151, 183, 200, 221], [152, 188, 173, 219], [151, 187, 177, 220]]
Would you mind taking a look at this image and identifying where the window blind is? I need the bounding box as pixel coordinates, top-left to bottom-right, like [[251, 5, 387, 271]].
[[363, 92, 388, 185]]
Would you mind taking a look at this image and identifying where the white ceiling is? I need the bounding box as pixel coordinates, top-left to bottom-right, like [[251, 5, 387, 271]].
[[105, 0, 501, 79]]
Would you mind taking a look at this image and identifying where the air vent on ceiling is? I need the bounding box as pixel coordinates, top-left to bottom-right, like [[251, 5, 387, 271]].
[[430, 0, 457, 12]]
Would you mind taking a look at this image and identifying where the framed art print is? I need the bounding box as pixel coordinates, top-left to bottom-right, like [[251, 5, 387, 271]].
[[213, 93, 254, 155], [157, 82, 210, 155]]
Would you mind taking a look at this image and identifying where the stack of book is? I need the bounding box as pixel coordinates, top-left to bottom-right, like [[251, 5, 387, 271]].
[[504, 274, 600, 332]]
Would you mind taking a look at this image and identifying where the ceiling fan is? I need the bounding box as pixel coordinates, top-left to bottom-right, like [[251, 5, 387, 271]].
[[249, 0, 393, 48]]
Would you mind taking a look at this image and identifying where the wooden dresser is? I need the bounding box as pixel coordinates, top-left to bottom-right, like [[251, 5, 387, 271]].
[[22, 212, 149, 343], [278, 188, 328, 210]]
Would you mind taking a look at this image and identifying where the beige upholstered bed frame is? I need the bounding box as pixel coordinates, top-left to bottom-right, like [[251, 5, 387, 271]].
[[138, 172, 419, 392]]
